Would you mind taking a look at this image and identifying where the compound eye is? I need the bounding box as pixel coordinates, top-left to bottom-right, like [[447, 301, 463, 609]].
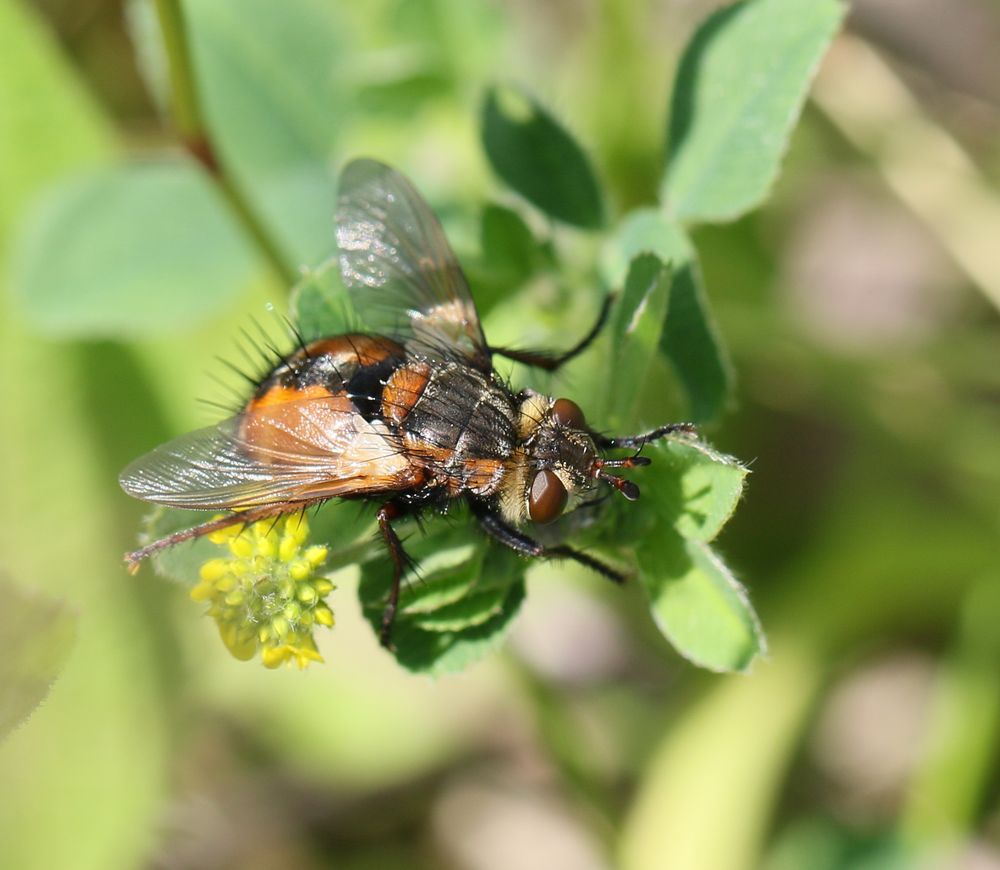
[[528, 469, 568, 524], [551, 398, 586, 429]]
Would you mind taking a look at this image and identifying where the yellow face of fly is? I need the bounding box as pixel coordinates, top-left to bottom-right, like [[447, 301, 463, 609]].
[[498, 395, 600, 525]]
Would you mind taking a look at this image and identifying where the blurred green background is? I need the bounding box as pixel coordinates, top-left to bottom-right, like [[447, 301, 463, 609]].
[[3, 0, 1000, 868]]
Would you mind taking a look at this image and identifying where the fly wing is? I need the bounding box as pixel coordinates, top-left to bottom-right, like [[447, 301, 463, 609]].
[[119, 395, 420, 510], [336, 158, 492, 370]]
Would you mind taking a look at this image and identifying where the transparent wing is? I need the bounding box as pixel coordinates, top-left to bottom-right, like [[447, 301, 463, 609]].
[[119, 395, 419, 510], [336, 158, 491, 369]]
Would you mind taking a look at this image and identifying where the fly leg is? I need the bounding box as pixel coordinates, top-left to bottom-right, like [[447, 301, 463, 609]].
[[472, 505, 626, 585], [490, 295, 613, 372], [594, 422, 698, 450], [376, 501, 411, 648], [124, 502, 319, 573]]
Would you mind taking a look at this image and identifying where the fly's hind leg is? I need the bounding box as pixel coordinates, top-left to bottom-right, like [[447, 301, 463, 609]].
[[472, 504, 626, 585], [490, 295, 613, 372], [376, 501, 412, 649], [124, 502, 314, 573]]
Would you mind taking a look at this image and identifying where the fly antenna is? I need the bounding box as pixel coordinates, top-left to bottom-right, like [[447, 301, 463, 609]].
[[592, 459, 643, 501], [597, 470, 640, 501]]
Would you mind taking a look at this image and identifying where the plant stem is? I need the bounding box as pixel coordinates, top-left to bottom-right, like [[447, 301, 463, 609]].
[[153, 0, 298, 289], [899, 577, 1000, 848]]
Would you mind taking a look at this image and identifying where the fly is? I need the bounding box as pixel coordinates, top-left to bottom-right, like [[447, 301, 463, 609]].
[[120, 159, 695, 647]]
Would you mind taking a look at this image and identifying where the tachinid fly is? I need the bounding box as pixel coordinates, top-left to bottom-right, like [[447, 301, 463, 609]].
[[120, 159, 695, 646]]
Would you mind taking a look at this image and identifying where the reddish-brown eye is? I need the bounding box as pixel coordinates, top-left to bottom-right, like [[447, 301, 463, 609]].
[[528, 469, 568, 524], [551, 398, 586, 429]]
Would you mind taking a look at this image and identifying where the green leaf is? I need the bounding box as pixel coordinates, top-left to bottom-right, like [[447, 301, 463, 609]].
[[11, 162, 255, 338], [0, 5, 169, 867], [638, 536, 764, 672], [602, 208, 687, 285], [642, 437, 748, 544], [0, 581, 76, 741], [359, 527, 526, 675], [607, 253, 672, 424], [400, 564, 481, 615], [396, 541, 483, 614], [465, 203, 547, 313], [396, 583, 526, 676], [605, 209, 732, 422], [184, 0, 348, 264], [480, 203, 540, 286], [0, 0, 112, 245], [482, 85, 605, 229], [290, 256, 355, 342], [663, 257, 732, 424], [412, 585, 511, 632], [570, 436, 746, 557], [662, 0, 845, 223], [628, 437, 758, 671]]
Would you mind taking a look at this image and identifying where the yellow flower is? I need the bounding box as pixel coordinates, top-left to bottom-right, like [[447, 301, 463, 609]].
[[190, 513, 335, 669]]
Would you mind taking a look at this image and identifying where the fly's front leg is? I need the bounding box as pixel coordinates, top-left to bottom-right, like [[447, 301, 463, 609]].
[[472, 504, 626, 585], [490, 295, 614, 372], [376, 501, 411, 649], [594, 422, 697, 450]]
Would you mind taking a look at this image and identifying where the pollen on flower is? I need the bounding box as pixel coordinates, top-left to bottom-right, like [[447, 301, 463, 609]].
[[191, 513, 335, 669]]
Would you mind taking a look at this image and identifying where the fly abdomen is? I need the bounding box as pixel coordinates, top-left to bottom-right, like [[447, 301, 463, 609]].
[[253, 334, 405, 401]]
